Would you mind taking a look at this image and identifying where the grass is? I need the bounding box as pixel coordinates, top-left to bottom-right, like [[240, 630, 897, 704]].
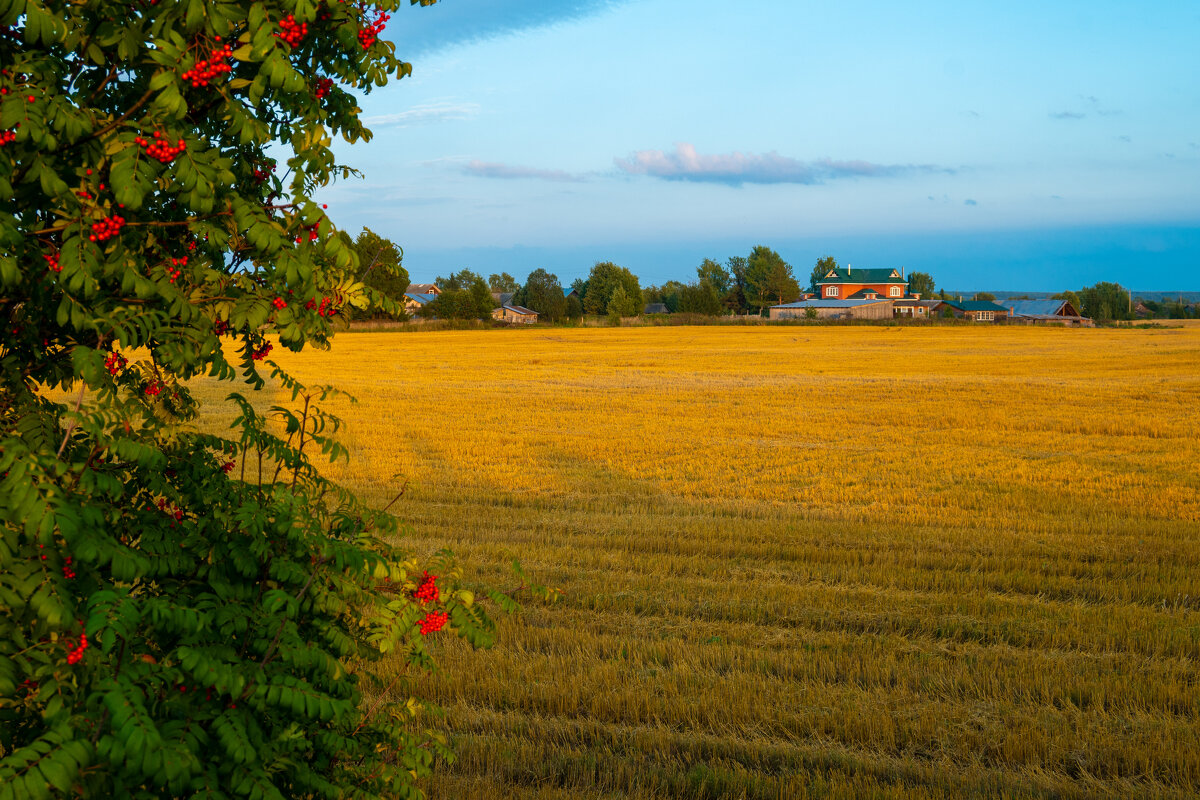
[[190, 324, 1200, 799]]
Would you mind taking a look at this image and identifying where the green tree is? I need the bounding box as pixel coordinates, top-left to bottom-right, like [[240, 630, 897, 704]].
[[354, 227, 409, 319], [697, 258, 732, 295], [516, 268, 568, 322], [726, 255, 750, 312], [1054, 289, 1082, 312], [678, 282, 724, 315], [489, 272, 519, 293], [0, 1, 523, 798], [974, 292, 996, 302], [565, 294, 584, 320], [581, 261, 640, 316], [907, 270, 935, 299], [811, 255, 839, 293], [1076, 282, 1132, 322], [425, 269, 494, 320], [745, 245, 800, 311]]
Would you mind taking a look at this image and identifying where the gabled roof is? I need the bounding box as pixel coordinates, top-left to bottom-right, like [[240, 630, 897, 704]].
[[501, 304, 537, 315], [406, 283, 439, 294], [818, 267, 906, 285], [846, 288, 883, 299], [1006, 299, 1076, 317], [773, 299, 892, 308], [643, 303, 669, 314], [938, 300, 1008, 312]]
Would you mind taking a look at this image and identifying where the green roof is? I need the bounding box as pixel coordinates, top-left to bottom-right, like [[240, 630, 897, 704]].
[[941, 300, 1008, 312], [818, 267, 906, 284]]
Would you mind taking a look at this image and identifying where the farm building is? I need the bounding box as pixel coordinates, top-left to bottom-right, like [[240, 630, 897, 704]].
[[932, 300, 1010, 322], [1005, 299, 1092, 326], [644, 303, 669, 315], [403, 292, 437, 315], [492, 304, 538, 324], [816, 266, 909, 300], [892, 299, 940, 318], [769, 299, 894, 320]]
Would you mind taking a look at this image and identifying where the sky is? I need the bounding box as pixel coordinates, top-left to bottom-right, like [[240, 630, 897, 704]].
[[319, 0, 1200, 291]]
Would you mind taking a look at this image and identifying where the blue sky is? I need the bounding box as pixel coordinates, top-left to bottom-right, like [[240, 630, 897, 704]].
[[321, 0, 1200, 291]]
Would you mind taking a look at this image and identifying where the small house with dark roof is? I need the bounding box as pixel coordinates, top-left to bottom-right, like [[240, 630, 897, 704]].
[[817, 266, 909, 301], [643, 303, 669, 315], [406, 283, 441, 296], [932, 300, 1010, 322], [1006, 299, 1091, 326], [492, 304, 538, 324]]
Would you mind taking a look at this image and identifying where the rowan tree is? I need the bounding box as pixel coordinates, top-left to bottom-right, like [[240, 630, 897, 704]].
[[0, 0, 523, 797]]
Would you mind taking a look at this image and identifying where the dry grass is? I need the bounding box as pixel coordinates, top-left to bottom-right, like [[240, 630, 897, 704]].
[[190, 325, 1200, 799]]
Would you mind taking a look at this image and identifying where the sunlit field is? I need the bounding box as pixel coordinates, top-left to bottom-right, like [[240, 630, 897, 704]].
[[193, 325, 1200, 800]]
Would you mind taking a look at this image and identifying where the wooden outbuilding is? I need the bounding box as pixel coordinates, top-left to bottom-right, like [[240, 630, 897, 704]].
[[769, 299, 894, 320], [932, 300, 1010, 322], [492, 304, 538, 324]]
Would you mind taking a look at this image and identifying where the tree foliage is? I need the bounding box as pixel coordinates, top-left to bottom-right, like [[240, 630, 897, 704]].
[[1076, 282, 1132, 322], [424, 269, 494, 320], [811, 256, 838, 293], [745, 245, 799, 311], [487, 272, 518, 293], [907, 270, 935, 299], [515, 269, 567, 322], [580, 262, 640, 316], [0, 0, 525, 797], [353, 228, 409, 319]]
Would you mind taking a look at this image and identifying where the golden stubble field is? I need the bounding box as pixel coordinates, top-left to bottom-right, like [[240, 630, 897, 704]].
[[193, 324, 1200, 800]]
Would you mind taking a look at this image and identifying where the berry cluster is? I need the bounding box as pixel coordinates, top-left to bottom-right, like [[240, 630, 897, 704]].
[[357, 10, 390, 49], [221, 461, 236, 474], [137, 131, 187, 164], [65, 634, 88, 665], [314, 77, 333, 99], [418, 611, 448, 636], [90, 214, 125, 242], [272, 296, 287, 310], [412, 572, 439, 604], [144, 381, 163, 397], [276, 14, 308, 47], [294, 223, 320, 244], [166, 255, 187, 284], [105, 352, 127, 375], [252, 342, 273, 361], [305, 296, 339, 317], [157, 497, 185, 525], [36, 543, 48, 561], [213, 319, 231, 336], [62, 556, 76, 580], [44, 252, 60, 272], [182, 40, 234, 87], [0, 128, 15, 146]]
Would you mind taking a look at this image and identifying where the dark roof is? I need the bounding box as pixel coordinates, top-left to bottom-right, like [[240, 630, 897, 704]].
[[846, 288, 883, 299], [501, 304, 537, 315], [818, 267, 906, 285], [407, 283, 439, 294], [1006, 299, 1075, 317], [643, 303, 669, 314], [939, 300, 1009, 312]]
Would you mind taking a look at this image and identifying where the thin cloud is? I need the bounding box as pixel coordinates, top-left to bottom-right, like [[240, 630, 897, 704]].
[[613, 143, 951, 187], [1050, 111, 1086, 120], [964, 198, 978, 206], [363, 101, 480, 127], [463, 160, 583, 182], [397, 0, 628, 56]]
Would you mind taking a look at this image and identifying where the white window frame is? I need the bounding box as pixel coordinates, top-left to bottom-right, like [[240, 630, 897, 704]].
[[890, 286, 902, 297], [827, 286, 839, 298]]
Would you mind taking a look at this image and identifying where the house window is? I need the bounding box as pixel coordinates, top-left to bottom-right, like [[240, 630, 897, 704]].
[[827, 286, 839, 297], [976, 311, 994, 322], [890, 286, 902, 297]]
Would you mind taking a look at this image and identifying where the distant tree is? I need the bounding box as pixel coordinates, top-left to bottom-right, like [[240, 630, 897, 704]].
[[811, 256, 838, 293], [1076, 282, 1132, 322], [746, 245, 800, 311], [907, 270, 935, 299], [425, 269, 495, 320], [1054, 290, 1082, 312], [726, 256, 750, 313], [939, 288, 950, 301], [974, 292, 997, 302], [565, 294, 584, 319], [697, 258, 732, 295], [582, 262, 641, 316], [679, 282, 724, 315], [489, 272, 520, 293], [353, 228, 409, 319], [517, 269, 568, 322], [608, 283, 642, 318]]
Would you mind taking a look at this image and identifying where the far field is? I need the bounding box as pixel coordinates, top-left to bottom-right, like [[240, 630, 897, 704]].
[[202, 325, 1200, 799]]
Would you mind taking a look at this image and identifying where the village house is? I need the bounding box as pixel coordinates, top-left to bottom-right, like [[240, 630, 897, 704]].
[[1005, 299, 1092, 327], [932, 299, 1010, 322], [816, 266, 909, 300], [406, 283, 441, 296], [768, 298, 894, 320], [492, 304, 539, 324], [403, 292, 437, 315], [892, 298, 940, 318]]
